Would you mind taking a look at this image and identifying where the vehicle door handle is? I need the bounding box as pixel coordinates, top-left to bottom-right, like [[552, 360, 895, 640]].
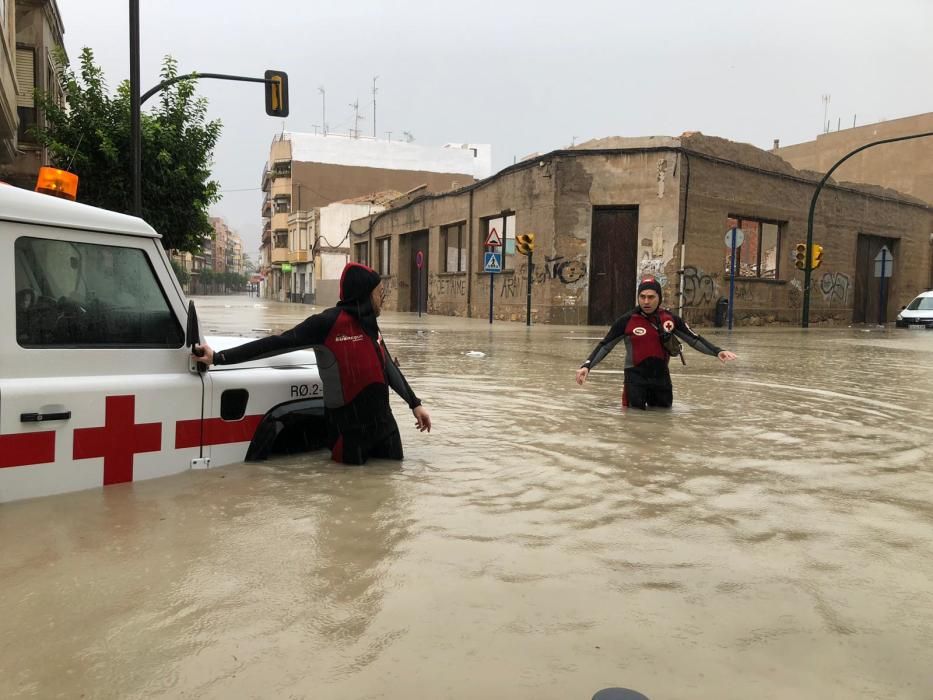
[[21, 411, 72, 422]]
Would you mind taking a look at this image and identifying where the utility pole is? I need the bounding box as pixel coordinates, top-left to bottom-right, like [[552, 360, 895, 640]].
[[372, 75, 378, 139], [318, 86, 326, 135]]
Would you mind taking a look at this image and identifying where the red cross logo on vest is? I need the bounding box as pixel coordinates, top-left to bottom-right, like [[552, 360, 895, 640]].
[[73, 395, 162, 485]]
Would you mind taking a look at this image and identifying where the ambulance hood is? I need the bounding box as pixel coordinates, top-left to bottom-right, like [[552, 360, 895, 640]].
[[203, 335, 318, 371]]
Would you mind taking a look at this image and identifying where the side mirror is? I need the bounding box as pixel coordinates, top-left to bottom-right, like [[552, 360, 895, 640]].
[[185, 300, 206, 374], [901, 305, 907, 310]]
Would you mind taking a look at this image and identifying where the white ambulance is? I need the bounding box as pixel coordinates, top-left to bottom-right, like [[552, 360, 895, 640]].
[[0, 184, 327, 503]]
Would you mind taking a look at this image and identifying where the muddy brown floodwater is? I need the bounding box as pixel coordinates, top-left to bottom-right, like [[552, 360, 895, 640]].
[[3, 295, 932, 699]]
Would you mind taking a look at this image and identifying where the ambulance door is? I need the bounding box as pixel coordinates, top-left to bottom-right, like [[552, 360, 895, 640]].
[[0, 225, 204, 502]]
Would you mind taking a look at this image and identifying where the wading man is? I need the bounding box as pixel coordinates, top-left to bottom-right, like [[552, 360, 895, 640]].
[[575, 277, 737, 409], [195, 263, 431, 463]]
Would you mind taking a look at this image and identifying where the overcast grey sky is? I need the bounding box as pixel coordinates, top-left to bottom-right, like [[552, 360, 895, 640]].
[[57, 0, 932, 254]]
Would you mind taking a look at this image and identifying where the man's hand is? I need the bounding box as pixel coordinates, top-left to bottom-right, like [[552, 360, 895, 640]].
[[413, 405, 431, 432], [575, 367, 589, 385], [718, 350, 737, 363], [193, 343, 215, 366]]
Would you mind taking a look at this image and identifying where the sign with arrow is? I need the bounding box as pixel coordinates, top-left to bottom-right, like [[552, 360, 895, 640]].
[[874, 245, 893, 278]]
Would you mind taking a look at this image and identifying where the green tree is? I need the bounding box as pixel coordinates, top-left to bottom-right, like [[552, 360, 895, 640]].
[[34, 48, 222, 252], [170, 259, 190, 286]]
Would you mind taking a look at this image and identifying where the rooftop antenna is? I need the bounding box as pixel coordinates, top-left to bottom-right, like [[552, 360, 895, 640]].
[[350, 99, 365, 138], [372, 75, 378, 139], [403, 131, 414, 143], [822, 94, 831, 133], [318, 86, 327, 136]]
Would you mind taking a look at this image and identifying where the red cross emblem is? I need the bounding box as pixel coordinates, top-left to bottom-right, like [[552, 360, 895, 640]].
[[73, 395, 162, 485]]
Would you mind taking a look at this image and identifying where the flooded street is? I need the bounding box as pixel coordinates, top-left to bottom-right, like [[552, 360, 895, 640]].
[[3, 295, 933, 700]]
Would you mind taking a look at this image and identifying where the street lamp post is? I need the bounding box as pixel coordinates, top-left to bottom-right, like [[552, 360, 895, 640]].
[[801, 130, 933, 328]]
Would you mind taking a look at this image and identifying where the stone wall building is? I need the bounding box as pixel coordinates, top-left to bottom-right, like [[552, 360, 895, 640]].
[[348, 133, 932, 326]]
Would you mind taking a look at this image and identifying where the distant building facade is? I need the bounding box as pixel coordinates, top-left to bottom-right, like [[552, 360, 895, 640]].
[[0, 0, 65, 188], [348, 133, 932, 326], [259, 131, 491, 302]]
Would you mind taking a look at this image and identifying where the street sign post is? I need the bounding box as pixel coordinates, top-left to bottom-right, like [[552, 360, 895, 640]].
[[724, 227, 744, 330], [485, 226, 503, 323], [874, 245, 894, 324], [483, 252, 502, 272]]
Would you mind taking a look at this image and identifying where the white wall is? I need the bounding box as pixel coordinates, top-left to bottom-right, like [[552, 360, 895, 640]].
[[287, 132, 492, 179], [321, 253, 349, 280], [317, 202, 382, 280]]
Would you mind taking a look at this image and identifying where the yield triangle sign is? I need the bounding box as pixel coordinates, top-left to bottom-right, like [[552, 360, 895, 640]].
[[484, 228, 503, 247]]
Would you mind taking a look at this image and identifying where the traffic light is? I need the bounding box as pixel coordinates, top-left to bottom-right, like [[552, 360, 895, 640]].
[[515, 233, 535, 255], [794, 242, 807, 270], [810, 243, 823, 270], [264, 70, 289, 117]]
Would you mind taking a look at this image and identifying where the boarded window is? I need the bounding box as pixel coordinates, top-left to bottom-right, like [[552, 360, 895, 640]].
[[442, 222, 466, 272], [355, 241, 369, 266], [376, 237, 391, 276]]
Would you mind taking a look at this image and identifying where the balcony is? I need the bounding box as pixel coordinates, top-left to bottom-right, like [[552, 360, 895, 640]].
[[288, 250, 310, 263], [272, 247, 290, 264], [261, 195, 271, 216], [271, 212, 289, 230], [271, 179, 291, 198]]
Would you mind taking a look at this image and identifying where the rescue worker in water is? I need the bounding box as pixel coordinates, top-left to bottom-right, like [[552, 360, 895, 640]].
[[575, 277, 738, 409], [194, 263, 431, 464]]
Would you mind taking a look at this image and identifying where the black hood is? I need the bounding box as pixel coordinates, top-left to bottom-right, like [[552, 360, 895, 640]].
[[337, 263, 382, 340]]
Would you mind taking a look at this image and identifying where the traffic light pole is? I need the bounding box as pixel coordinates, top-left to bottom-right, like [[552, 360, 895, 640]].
[[801, 130, 933, 328], [525, 252, 533, 326]]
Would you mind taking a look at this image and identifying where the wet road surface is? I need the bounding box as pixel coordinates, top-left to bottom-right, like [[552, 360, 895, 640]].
[[3, 295, 933, 699]]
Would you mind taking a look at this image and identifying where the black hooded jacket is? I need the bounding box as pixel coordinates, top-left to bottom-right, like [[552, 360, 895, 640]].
[[214, 263, 421, 434]]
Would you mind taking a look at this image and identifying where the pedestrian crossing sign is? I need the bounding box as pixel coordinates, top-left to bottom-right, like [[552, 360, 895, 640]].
[[484, 251, 502, 273]]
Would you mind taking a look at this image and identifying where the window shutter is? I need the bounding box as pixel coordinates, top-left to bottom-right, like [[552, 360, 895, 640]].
[[16, 47, 35, 108]]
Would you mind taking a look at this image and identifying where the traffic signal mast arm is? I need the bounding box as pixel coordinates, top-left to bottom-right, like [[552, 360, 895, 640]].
[[140, 71, 288, 116]]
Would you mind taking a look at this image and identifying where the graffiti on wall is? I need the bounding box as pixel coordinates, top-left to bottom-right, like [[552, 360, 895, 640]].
[[682, 266, 716, 307], [382, 276, 395, 304], [500, 274, 519, 298], [428, 273, 466, 297], [638, 254, 668, 287], [518, 255, 588, 285], [819, 271, 851, 305]]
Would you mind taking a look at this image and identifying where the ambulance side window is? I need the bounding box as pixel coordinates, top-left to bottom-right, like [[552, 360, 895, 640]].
[[14, 237, 184, 348]]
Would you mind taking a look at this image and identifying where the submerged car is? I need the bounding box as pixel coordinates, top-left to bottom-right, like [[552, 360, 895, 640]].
[[895, 290, 933, 328]]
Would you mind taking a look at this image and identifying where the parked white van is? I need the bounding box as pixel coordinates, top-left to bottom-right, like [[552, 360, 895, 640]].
[[1, 184, 326, 503]]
